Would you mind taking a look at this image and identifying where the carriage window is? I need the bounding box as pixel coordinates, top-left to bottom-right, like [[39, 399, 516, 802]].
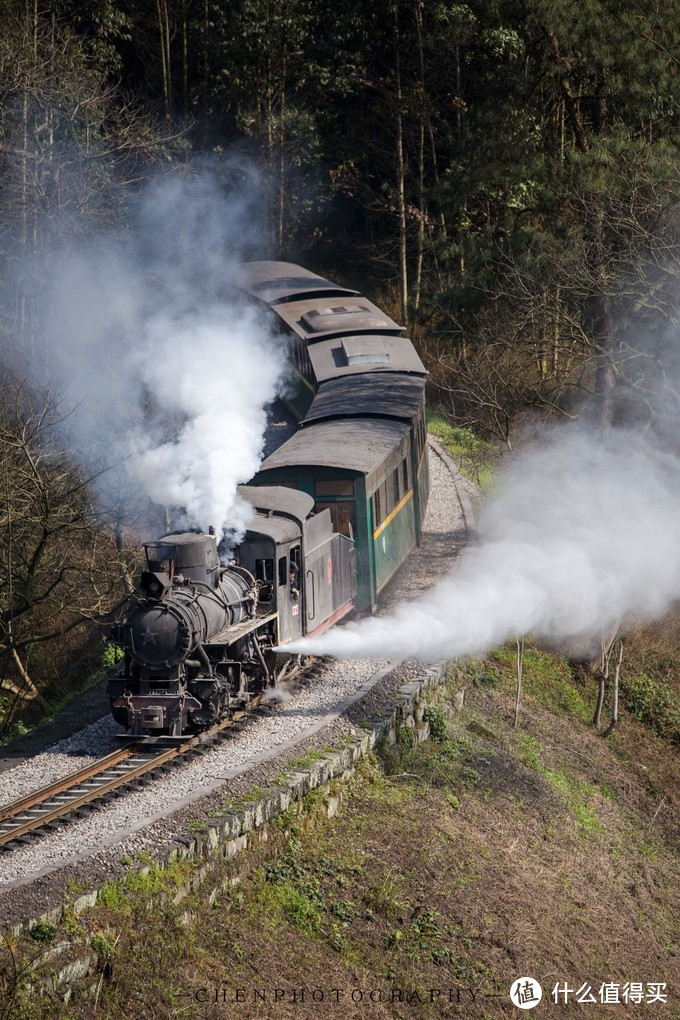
[[255, 559, 274, 582], [316, 479, 355, 497], [317, 501, 354, 538], [372, 489, 383, 527], [390, 468, 400, 509], [278, 556, 287, 586]]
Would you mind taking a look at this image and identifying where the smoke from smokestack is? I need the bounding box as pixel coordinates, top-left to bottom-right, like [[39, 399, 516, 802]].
[[21, 169, 287, 540], [287, 426, 680, 662]]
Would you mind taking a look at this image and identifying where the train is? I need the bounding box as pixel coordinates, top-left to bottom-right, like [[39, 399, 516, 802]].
[[108, 263, 429, 739]]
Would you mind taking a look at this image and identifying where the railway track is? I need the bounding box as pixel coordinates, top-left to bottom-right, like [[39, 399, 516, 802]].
[[0, 656, 323, 851], [0, 707, 262, 850]]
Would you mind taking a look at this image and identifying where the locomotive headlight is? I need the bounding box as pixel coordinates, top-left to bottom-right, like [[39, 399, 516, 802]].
[[140, 569, 171, 599]]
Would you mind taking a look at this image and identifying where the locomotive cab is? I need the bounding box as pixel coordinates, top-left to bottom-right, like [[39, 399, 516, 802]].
[[236, 526, 304, 646]]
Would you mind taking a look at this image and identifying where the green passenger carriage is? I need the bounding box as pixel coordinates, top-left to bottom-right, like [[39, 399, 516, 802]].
[[238, 262, 430, 613]]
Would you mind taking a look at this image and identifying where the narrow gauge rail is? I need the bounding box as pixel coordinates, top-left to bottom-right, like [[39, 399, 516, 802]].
[[0, 725, 240, 850], [0, 656, 324, 851], [0, 746, 160, 848]]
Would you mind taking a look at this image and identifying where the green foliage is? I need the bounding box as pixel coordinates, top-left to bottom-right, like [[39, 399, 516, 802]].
[[493, 645, 591, 722], [427, 412, 495, 490], [364, 871, 406, 917], [230, 785, 267, 807], [469, 661, 499, 688], [541, 769, 605, 835], [513, 737, 605, 835], [101, 643, 125, 668], [270, 881, 326, 935], [62, 914, 86, 939], [0, 719, 29, 745], [288, 751, 328, 770], [512, 732, 543, 772], [29, 920, 57, 944], [91, 933, 114, 962], [264, 858, 305, 884], [423, 705, 449, 744], [330, 899, 352, 921], [97, 882, 129, 912], [395, 723, 416, 749], [620, 671, 680, 742]]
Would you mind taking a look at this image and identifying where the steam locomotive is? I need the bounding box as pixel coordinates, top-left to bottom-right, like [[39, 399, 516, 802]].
[[108, 262, 428, 739], [108, 486, 354, 739]]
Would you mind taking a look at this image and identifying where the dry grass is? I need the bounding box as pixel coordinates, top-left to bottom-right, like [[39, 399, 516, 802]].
[[6, 631, 680, 1020]]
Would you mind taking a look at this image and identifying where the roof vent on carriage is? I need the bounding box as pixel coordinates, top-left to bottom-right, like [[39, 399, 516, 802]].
[[301, 304, 389, 333], [340, 336, 391, 366]]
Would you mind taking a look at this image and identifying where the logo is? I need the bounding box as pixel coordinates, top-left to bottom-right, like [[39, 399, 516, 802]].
[[510, 978, 543, 1010]]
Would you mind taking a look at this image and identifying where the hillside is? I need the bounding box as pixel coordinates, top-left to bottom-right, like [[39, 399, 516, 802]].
[[8, 641, 679, 1019]]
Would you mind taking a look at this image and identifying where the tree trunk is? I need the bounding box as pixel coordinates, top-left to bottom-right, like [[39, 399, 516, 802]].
[[115, 523, 135, 596], [266, 64, 275, 247], [277, 47, 287, 257], [602, 640, 623, 737], [182, 4, 188, 113], [514, 636, 524, 727], [10, 648, 49, 709], [156, 0, 172, 120], [414, 2, 426, 312], [394, 3, 408, 326], [590, 196, 615, 434], [594, 634, 612, 729], [593, 674, 605, 729], [202, 0, 209, 101]]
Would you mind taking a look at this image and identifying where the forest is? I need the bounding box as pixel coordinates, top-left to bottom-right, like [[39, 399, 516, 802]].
[[1, 0, 680, 732]]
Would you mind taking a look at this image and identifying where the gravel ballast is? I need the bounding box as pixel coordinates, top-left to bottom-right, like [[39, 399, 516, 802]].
[[0, 439, 472, 922]]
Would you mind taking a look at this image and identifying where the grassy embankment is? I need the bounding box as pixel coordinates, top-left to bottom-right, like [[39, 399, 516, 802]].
[[5, 644, 680, 1020], [427, 412, 496, 494]]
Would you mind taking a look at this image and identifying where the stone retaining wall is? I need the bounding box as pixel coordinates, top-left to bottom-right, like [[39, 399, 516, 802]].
[[7, 660, 457, 1003]]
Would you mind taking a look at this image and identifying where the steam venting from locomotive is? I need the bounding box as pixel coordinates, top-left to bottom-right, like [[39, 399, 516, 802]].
[[291, 426, 680, 661], [29, 170, 286, 539], [125, 301, 284, 538]]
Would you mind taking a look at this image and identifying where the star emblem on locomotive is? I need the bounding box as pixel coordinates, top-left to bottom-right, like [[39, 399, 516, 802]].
[[141, 625, 157, 647]]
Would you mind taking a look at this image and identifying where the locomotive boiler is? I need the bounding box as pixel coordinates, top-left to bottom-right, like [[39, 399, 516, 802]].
[[108, 531, 272, 737], [108, 486, 355, 739]]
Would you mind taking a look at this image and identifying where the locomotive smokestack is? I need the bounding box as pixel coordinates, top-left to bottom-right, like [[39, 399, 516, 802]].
[[208, 525, 215, 536]]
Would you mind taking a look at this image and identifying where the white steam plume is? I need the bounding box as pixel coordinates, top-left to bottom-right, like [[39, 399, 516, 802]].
[[126, 306, 284, 536], [35, 170, 286, 538], [288, 427, 680, 661]]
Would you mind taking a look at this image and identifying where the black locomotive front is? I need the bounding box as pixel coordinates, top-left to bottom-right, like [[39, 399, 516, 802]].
[[108, 532, 273, 738]]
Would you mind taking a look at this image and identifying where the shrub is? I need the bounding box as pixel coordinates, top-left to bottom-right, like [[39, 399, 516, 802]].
[[29, 920, 57, 944]]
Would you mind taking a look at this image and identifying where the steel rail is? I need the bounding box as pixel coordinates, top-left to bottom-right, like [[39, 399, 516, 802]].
[[0, 657, 322, 851], [0, 747, 133, 825], [0, 706, 259, 849]]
